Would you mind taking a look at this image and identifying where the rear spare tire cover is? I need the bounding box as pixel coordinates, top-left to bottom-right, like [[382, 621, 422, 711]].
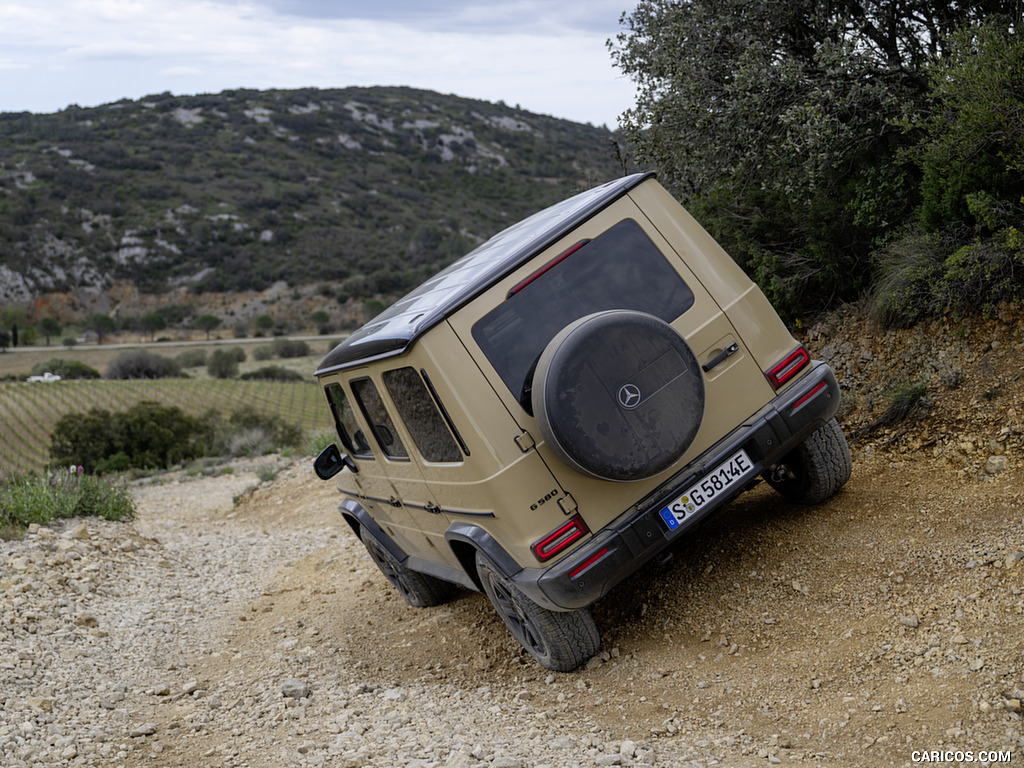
[[532, 310, 705, 482]]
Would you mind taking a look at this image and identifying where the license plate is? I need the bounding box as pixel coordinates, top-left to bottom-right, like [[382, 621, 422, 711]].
[[658, 449, 755, 531]]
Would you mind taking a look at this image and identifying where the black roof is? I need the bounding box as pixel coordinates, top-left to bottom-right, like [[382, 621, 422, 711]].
[[316, 172, 653, 376]]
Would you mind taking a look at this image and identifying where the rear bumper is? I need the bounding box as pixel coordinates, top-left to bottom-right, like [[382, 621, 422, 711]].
[[514, 361, 842, 611]]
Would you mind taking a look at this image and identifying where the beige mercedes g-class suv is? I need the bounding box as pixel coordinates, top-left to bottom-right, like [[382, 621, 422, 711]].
[[314, 173, 851, 671]]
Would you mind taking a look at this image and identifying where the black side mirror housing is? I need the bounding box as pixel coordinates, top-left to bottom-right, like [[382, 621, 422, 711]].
[[313, 443, 358, 480]]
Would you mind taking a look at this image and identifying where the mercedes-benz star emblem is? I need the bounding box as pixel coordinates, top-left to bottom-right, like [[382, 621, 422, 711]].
[[617, 383, 642, 409]]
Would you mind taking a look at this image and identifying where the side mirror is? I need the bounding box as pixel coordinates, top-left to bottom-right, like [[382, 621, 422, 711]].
[[313, 443, 358, 480]]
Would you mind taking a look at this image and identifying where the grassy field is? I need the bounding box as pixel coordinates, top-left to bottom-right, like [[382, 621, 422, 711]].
[[0, 339, 341, 478]]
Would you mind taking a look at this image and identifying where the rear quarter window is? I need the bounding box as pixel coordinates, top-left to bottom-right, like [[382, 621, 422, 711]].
[[382, 367, 464, 463], [471, 218, 695, 407]]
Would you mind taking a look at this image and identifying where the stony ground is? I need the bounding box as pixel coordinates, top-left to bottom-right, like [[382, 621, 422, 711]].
[[2, 309, 1023, 768]]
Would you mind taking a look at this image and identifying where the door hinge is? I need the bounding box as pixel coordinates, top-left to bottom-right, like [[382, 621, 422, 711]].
[[515, 431, 536, 453], [558, 493, 578, 516]]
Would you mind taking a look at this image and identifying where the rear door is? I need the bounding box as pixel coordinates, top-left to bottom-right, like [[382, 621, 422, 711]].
[[447, 191, 767, 533]]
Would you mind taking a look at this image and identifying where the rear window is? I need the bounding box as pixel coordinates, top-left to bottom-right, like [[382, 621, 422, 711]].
[[471, 218, 695, 407]]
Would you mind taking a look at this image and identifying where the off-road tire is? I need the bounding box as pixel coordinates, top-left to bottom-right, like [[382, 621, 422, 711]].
[[475, 552, 600, 672], [360, 527, 457, 608], [767, 417, 852, 504]]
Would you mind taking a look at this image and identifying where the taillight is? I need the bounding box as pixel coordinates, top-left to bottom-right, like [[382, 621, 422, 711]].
[[531, 514, 589, 562], [765, 346, 810, 390]]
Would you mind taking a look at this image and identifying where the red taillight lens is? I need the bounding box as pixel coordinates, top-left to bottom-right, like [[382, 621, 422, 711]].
[[568, 547, 609, 579], [531, 514, 590, 562], [765, 346, 810, 390], [791, 380, 828, 413]]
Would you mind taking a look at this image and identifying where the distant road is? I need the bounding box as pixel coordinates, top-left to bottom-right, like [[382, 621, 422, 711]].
[[8, 334, 350, 354]]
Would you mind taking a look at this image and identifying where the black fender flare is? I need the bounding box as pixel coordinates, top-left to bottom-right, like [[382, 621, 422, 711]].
[[444, 521, 522, 592], [339, 498, 410, 564]]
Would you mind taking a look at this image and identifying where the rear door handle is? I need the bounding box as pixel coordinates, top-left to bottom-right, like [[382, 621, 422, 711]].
[[702, 343, 739, 373]]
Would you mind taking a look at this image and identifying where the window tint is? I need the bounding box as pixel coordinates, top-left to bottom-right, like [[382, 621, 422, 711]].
[[325, 383, 374, 459], [383, 368, 463, 463], [350, 378, 409, 460], [471, 218, 696, 407]]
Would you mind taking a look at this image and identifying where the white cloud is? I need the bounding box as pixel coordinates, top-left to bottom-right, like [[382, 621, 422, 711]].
[[0, 0, 636, 126]]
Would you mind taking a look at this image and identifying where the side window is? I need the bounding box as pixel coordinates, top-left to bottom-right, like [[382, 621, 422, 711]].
[[350, 378, 409, 460], [324, 383, 374, 459], [382, 368, 464, 464]]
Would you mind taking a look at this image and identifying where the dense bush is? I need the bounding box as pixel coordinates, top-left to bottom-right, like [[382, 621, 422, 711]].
[[174, 349, 208, 368], [28, 358, 100, 380], [50, 401, 211, 473], [874, 225, 1024, 326], [207, 348, 241, 378], [0, 467, 135, 538], [205, 409, 304, 457], [48, 399, 306, 473], [239, 365, 305, 381], [270, 338, 311, 358], [106, 350, 182, 379], [614, 5, 1023, 323]]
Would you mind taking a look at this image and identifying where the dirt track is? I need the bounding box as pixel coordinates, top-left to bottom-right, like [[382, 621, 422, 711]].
[[112, 440, 1023, 767]]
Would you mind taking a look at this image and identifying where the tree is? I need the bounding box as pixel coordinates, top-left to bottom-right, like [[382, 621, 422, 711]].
[[85, 313, 116, 344], [254, 314, 274, 335], [0, 308, 26, 348], [39, 317, 61, 346], [207, 348, 240, 378], [309, 310, 330, 334], [140, 312, 167, 340], [610, 0, 1020, 315], [0, 330, 9, 353], [193, 314, 222, 339], [914, 20, 1024, 232]]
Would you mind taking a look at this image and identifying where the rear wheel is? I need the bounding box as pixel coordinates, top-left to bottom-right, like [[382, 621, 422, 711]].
[[476, 552, 600, 672], [360, 527, 457, 608], [766, 417, 852, 504]]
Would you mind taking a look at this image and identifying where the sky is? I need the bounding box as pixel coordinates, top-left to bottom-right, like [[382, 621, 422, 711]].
[[0, 0, 638, 128]]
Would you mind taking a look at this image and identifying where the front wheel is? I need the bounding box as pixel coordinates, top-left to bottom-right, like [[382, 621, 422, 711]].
[[766, 417, 852, 504], [360, 527, 457, 608], [476, 552, 600, 672]]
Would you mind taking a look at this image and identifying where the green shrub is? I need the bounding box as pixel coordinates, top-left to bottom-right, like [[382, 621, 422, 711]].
[[207, 348, 240, 378], [252, 345, 274, 361], [0, 468, 135, 538], [207, 409, 303, 457], [50, 401, 211, 473], [29, 359, 101, 380], [174, 349, 208, 368], [239, 365, 305, 382], [873, 224, 1024, 326], [270, 338, 310, 358], [106, 350, 182, 379]]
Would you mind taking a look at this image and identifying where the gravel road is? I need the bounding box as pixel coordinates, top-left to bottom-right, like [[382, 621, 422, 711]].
[[2, 445, 1023, 768]]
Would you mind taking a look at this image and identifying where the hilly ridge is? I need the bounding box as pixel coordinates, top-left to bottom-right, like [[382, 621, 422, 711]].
[[0, 86, 625, 307]]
